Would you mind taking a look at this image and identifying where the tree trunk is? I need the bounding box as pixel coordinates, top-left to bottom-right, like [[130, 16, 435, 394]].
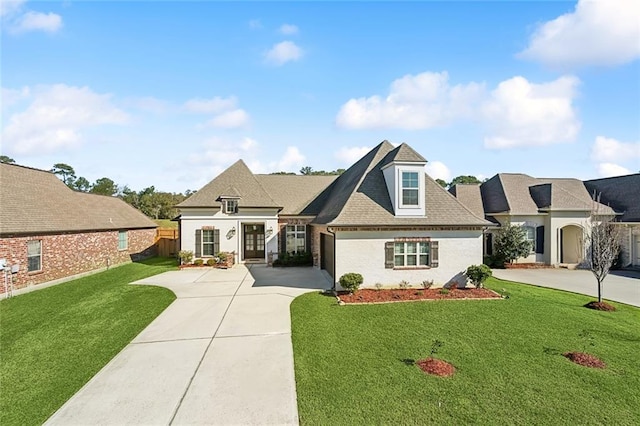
[[597, 277, 602, 303]]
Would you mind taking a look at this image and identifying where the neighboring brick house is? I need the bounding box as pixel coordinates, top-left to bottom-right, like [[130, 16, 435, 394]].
[[177, 141, 490, 289], [0, 163, 158, 294]]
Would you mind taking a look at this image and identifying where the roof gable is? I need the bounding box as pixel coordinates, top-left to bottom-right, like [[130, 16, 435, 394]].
[[381, 142, 427, 166]]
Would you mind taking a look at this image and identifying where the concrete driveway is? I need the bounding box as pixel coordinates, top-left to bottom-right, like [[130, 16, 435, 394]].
[[45, 265, 331, 425], [492, 268, 640, 307]]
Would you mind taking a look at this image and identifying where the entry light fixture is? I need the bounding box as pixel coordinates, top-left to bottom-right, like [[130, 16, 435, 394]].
[[266, 226, 273, 237]]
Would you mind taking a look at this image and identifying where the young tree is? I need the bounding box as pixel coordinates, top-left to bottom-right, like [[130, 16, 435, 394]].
[[0, 155, 16, 164], [493, 222, 533, 264], [51, 163, 77, 187], [73, 176, 91, 192], [299, 166, 313, 175], [435, 178, 448, 188], [585, 196, 622, 303], [90, 177, 118, 196]]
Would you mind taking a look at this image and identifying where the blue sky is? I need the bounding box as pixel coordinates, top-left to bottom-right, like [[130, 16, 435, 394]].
[[2, 0, 639, 192]]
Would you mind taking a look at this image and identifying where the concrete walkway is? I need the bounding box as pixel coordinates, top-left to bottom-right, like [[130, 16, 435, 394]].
[[492, 268, 640, 307], [46, 265, 331, 425]]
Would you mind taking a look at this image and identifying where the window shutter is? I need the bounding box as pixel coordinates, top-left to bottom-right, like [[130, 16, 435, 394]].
[[486, 233, 493, 256], [214, 229, 220, 255], [195, 229, 202, 258], [536, 226, 544, 254], [430, 241, 439, 268], [305, 225, 311, 253], [280, 225, 287, 254], [385, 242, 394, 269]]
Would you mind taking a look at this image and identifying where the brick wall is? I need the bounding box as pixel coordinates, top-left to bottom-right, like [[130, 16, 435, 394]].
[[0, 228, 156, 293]]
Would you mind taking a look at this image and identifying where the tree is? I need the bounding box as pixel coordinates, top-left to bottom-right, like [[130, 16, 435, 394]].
[[493, 222, 533, 264], [449, 175, 481, 187], [270, 171, 296, 175], [90, 177, 118, 196], [300, 166, 313, 175], [435, 178, 448, 188], [51, 163, 77, 187], [0, 155, 16, 164], [73, 176, 91, 192], [585, 195, 622, 303]]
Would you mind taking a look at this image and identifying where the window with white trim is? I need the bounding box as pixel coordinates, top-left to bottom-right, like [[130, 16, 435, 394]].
[[223, 199, 238, 214], [524, 226, 535, 252], [394, 241, 430, 267], [202, 229, 216, 256], [286, 225, 306, 253], [118, 231, 128, 250], [401, 171, 419, 206], [27, 240, 42, 272]]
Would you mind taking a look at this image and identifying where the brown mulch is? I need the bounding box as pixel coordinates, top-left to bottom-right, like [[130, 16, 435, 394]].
[[584, 301, 616, 311], [416, 357, 456, 377], [563, 352, 606, 369], [338, 288, 501, 304]]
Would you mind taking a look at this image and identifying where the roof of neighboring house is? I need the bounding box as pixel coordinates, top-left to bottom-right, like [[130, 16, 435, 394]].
[[583, 173, 640, 222], [176, 160, 280, 209], [479, 173, 614, 215], [448, 184, 484, 218], [254, 175, 338, 215], [313, 141, 490, 226], [0, 163, 157, 236]]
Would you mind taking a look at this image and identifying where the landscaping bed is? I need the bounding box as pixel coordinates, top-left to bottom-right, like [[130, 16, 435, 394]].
[[338, 287, 501, 304]]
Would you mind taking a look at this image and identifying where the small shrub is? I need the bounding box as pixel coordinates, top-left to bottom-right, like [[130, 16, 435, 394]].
[[194, 259, 204, 266], [465, 264, 492, 288], [178, 250, 194, 265], [206, 258, 216, 266], [439, 288, 450, 295], [375, 282, 383, 291], [217, 252, 228, 262], [339, 273, 363, 294], [422, 279, 434, 290], [399, 280, 411, 290]]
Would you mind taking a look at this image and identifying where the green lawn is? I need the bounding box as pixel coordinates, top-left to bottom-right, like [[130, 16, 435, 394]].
[[291, 278, 640, 425], [0, 258, 178, 426], [154, 219, 178, 228]]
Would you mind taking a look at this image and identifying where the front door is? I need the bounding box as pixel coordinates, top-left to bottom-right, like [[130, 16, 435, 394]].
[[244, 224, 265, 260]]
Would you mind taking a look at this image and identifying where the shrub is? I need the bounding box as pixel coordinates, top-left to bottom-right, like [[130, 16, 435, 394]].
[[375, 283, 383, 291], [339, 273, 363, 294], [207, 258, 216, 266], [439, 288, 450, 295], [217, 252, 228, 262], [178, 250, 194, 265], [465, 264, 492, 288], [494, 223, 533, 264], [422, 280, 434, 290], [399, 280, 411, 290], [194, 259, 204, 266], [274, 251, 313, 267]]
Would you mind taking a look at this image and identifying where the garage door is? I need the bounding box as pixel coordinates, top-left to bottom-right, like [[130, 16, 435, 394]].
[[320, 233, 335, 279]]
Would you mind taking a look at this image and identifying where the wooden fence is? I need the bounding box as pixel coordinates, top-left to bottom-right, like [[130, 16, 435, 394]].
[[156, 228, 179, 258]]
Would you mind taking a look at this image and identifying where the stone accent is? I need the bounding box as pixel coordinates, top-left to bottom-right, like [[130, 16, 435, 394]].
[[0, 228, 156, 293], [310, 225, 328, 268]]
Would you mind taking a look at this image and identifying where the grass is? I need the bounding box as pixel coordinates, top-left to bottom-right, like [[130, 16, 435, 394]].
[[291, 277, 640, 425], [0, 257, 178, 426], [154, 219, 177, 228]]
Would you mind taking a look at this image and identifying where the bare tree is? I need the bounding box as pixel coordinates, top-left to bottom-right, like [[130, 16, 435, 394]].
[[585, 193, 621, 303]]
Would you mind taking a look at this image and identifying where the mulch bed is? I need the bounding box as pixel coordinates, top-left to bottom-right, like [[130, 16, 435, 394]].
[[338, 288, 501, 304], [564, 352, 606, 369], [416, 357, 456, 377], [504, 263, 550, 269], [584, 301, 616, 311]]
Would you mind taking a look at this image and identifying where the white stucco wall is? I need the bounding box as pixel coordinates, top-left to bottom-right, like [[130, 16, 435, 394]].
[[333, 229, 483, 289], [179, 208, 279, 262]]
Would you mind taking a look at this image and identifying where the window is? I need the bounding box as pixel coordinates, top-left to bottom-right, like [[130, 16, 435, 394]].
[[223, 199, 238, 214], [524, 226, 535, 252], [195, 228, 219, 257], [286, 225, 306, 253], [394, 241, 429, 267], [202, 229, 216, 256], [27, 240, 42, 272], [401, 171, 419, 206], [118, 231, 128, 250]]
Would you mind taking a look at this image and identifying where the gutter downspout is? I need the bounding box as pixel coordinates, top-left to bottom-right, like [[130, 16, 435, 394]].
[[327, 226, 337, 292]]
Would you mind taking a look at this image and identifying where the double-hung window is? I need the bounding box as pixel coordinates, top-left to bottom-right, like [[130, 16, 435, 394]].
[[401, 172, 419, 206], [202, 229, 216, 256], [524, 226, 536, 253], [286, 225, 306, 253], [118, 231, 128, 250], [224, 199, 238, 214], [394, 241, 429, 267], [27, 240, 42, 272]]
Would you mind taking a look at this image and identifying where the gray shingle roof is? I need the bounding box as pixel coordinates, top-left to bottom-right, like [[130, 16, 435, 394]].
[[177, 160, 280, 209], [381, 142, 427, 165], [449, 184, 484, 218], [0, 163, 157, 236], [313, 141, 489, 226], [255, 175, 338, 215], [584, 174, 640, 222]]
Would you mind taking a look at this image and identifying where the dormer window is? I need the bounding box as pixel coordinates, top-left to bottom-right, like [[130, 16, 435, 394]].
[[223, 199, 238, 214], [401, 172, 419, 206]]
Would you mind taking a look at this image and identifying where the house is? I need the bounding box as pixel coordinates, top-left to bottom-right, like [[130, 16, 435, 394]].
[[450, 173, 615, 266], [584, 173, 640, 268], [0, 163, 158, 294], [177, 141, 490, 288]]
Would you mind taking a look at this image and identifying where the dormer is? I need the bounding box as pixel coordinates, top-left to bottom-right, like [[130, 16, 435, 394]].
[[216, 186, 241, 215], [381, 143, 427, 217]]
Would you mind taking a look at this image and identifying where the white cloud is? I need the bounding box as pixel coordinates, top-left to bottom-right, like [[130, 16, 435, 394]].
[[279, 24, 299, 35], [264, 41, 304, 66], [334, 146, 371, 164], [240, 137, 258, 151], [1, 0, 25, 17], [591, 136, 640, 163], [275, 146, 305, 170], [248, 19, 262, 29], [2, 84, 128, 155], [335, 71, 484, 130], [518, 0, 640, 68], [482, 75, 580, 149], [1, 86, 30, 110], [425, 161, 451, 182], [183, 96, 237, 114], [596, 162, 632, 178], [10, 10, 62, 33], [125, 96, 170, 114], [205, 109, 249, 129]]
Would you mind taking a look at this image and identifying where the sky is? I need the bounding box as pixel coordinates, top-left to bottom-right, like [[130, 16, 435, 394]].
[[2, 0, 639, 193]]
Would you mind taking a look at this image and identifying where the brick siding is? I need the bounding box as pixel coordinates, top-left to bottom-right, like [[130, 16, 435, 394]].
[[0, 228, 156, 293]]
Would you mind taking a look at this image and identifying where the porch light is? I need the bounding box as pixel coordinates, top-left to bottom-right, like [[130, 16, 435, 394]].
[[266, 226, 273, 237], [227, 227, 236, 240]]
